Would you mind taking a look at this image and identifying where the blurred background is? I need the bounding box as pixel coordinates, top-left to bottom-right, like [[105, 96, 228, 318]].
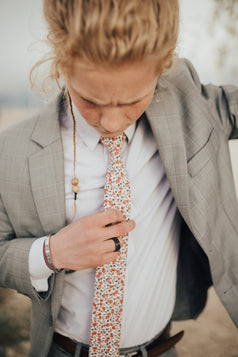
[[0, 0, 238, 356]]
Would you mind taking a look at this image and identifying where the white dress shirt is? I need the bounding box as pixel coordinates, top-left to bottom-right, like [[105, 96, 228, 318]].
[[29, 103, 180, 348]]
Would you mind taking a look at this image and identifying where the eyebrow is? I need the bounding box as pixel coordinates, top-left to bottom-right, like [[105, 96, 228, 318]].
[[74, 90, 149, 106]]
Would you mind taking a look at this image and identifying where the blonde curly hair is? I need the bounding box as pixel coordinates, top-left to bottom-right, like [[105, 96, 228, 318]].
[[31, 0, 179, 89]]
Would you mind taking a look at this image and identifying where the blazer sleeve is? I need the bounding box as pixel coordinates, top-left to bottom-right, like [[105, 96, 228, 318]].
[[0, 193, 56, 302], [183, 58, 238, 140], [0, 121, 57, 302]]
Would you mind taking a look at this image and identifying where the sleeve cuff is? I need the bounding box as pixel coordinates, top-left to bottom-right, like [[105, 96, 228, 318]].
[[28, 237, 53, 292]]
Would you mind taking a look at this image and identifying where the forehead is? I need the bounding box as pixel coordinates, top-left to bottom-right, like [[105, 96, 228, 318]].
[[67, 60, 159, 104]]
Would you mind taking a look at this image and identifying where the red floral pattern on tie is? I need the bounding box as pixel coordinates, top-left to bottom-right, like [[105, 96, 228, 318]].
[[89, 134, 131, 357]]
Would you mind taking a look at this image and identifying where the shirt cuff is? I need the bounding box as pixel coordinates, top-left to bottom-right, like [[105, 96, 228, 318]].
[[28, 237, 53, 292]]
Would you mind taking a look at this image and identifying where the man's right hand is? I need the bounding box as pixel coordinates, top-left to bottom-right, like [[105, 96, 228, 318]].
[[50, 209, 135, 271]]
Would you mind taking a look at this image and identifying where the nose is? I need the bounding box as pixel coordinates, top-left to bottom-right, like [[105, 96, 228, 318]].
[[100, 107, 124, 134]]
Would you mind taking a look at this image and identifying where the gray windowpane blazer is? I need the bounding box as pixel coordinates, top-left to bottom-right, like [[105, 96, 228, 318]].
[[0, 59, 237, 357]]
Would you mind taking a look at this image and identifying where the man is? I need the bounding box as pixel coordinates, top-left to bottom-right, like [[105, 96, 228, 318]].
[[0, 1, 238, 356]]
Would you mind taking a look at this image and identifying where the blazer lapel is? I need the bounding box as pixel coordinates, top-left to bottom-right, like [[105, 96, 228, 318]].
[[28, 92, 67, 320], [28, 92, 66, 235], [146, 81, 191, 226]]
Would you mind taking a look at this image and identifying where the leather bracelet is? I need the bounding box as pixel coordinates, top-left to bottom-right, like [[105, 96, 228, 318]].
[[43, 235, 63, 273]]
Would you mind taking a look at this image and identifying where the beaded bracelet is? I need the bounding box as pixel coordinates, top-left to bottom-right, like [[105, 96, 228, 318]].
[[43, 235, 63, 273]]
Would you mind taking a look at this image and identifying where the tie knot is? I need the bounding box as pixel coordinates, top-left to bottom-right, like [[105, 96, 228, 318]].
[[101, 133, 126, 156]]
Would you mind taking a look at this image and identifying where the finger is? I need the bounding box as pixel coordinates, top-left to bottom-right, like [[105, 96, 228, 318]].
[[97, 209, 124, 227], [102, 219, 135, 240], [103, 237, 124, 253], [100, 252, 119, 266], [110, 237, 121, 252], [69, 209, 123, 233]]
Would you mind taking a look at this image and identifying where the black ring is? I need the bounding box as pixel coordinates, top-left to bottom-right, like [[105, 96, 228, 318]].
[[111, 237, 121, 252]]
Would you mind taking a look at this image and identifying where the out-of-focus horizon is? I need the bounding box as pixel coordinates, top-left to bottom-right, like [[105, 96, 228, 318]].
[[0, 0, 238, 107]]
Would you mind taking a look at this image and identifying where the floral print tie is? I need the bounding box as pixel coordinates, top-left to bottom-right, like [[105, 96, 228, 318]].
[[89, 134, 131, 357]]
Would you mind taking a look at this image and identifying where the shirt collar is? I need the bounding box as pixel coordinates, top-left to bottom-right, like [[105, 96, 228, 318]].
[[65, 102, 136, 151]]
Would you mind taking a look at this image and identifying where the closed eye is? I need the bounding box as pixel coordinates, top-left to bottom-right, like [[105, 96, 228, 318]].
[[81, 96, 142, 107], [83, 98, 96, 105]]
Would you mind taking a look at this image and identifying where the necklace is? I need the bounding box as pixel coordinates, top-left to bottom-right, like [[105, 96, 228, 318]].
[[66, 89, 79, 220]]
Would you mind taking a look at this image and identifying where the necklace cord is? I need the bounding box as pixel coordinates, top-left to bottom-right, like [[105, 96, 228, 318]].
[[66, 89, 79, 221]]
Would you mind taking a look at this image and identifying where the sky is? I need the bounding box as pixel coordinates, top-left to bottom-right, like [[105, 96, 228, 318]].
[[0, 0, 46, 106], [0, 0, 236, 107]]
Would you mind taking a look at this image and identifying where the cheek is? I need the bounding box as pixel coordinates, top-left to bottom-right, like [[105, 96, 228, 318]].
[[78, 106, 98, 119], [67, 87, 100, 123], [73, 99, 100, 123], [127, 101, 150, 121]]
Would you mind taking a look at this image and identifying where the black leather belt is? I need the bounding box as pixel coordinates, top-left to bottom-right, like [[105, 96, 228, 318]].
[[53, 323, 184, 356]]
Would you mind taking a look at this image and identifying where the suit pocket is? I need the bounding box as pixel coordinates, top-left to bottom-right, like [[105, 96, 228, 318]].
[[187, 128, 218, 177]]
